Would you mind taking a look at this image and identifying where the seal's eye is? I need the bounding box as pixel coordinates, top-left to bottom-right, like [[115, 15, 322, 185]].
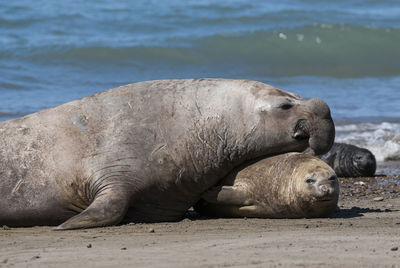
[[280, 103, 293, 110], [354, 155, 363, 161], [328, 175, 337, 181], [306, 178, 315, 185]]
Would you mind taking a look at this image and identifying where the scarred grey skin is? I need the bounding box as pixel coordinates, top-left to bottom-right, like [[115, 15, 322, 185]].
[[194, 153, 339, 218], [0, 79, 335, 229], [319, 143, 376, 177]]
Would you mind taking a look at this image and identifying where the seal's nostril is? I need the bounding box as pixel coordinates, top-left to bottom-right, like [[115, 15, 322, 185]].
[[320, 185, 328, 193], [293, 119, 310, 140]]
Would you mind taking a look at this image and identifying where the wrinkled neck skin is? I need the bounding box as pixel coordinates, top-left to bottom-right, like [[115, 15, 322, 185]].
[[336, 149, 360, 177], [177, 98, 263, 179], [161, 80, 307, 184]]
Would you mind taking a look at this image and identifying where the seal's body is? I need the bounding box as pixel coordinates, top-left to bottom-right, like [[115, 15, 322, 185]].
[[0, 79, 335, 229], [195, 153, 339, 218], [320, 143, 376, 177]]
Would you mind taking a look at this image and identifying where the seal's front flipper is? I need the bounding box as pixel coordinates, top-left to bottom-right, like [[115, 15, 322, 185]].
[[195, 185, 255, 217], [201, 185, 252, 206], [53, 191, 131, 230]]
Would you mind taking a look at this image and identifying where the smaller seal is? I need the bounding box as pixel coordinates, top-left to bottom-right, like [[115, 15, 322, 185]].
[[319, 143, 376, 177], [194, 153, 339, 219]]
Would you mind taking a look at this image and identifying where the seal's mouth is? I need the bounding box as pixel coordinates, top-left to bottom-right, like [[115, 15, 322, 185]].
[[293, 119, 313, 154], [316, 198, 333, 202], [292, 119, 310, 141]]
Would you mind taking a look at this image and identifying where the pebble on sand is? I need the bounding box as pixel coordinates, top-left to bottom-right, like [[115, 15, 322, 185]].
[[373, 197, 384, 201]]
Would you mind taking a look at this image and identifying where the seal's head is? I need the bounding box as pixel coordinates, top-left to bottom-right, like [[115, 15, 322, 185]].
[[335, 144, 376, 177], [293, 157, 339, 217], [350, 148, 376, 177], [249, 83, 335, 157]]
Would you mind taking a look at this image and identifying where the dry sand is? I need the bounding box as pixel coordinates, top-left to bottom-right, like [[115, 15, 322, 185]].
[[1, 165, 400, 267], [0, 198, 399, 267]]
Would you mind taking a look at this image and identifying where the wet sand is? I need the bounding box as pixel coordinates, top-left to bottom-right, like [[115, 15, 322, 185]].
[[1, 165, 399, 268]]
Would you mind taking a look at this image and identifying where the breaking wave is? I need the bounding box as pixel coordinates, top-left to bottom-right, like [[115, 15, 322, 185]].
[[336, 122, 400, 162]]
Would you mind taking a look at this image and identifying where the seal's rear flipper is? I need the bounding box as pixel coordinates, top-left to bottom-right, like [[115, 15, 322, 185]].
[[53, 191, 130, 230], [201, 185, 252, 206]]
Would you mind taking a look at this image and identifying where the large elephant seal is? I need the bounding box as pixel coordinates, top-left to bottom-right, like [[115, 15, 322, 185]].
[[319, 143, 376, 177], [195, 153, 339, 218], [0, 79, 335, 229]]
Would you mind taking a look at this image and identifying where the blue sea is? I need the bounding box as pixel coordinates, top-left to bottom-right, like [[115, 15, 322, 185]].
[[1, 0, 400, 162]]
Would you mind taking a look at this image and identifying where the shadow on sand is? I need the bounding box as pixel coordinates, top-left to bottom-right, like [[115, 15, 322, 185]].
[[183, 206, 398, 221], [330, 206, 398, 219]]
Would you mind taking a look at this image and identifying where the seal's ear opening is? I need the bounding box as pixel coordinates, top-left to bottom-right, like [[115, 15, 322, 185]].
[[256, 104, 271, 114]]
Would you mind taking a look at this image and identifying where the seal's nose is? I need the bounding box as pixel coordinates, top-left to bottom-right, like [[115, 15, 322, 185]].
[[303, 98, 335, 155], [317, 175, 337, 196], [306, 98, 331, 120], [319, 184, 329, 194]]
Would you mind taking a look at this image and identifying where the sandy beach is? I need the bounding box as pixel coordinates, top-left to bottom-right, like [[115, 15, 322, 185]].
[[1, 1, 400, 267], [1, 169, 399, 268]]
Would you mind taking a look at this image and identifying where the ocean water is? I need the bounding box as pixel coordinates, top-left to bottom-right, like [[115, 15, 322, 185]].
[[1, 0, 400, 161]]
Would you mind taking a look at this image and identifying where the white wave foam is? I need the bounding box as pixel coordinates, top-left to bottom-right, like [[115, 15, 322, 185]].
[[335, 122, 400, 162]]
